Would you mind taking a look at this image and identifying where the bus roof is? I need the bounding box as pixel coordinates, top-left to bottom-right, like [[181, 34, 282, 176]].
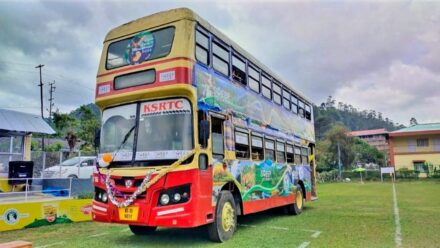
[[105, 8, 312, 105]]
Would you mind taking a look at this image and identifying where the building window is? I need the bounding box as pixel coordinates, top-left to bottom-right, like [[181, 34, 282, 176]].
[[265, 138, 275, 161], [305, 104, 312, 120], [416, 138, 429, 147], [413, 162, 426, 172], [251, 134, 264, 161], [235, 130, 249, 159]]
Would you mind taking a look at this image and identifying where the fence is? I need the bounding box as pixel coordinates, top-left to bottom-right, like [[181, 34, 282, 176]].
[[31, 150, 97, 178], [0, 177, 93, 202]]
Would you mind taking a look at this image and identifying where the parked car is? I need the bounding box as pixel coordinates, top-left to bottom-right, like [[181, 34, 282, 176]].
[[43, 156, 97, 179]]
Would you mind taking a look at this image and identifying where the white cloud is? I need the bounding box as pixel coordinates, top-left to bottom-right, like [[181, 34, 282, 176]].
[[334, 61, 440, 125]]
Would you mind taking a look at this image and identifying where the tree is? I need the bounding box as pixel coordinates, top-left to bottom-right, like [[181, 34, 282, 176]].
[[352, 138, 384, 166], [410, 117, 418, 126], [324, 124, 355, 170], [77, 105, 100, 149], [53, 111, 79, 137]]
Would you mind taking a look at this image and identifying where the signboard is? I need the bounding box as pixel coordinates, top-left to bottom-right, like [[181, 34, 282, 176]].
[[0, 199, 92, 232]]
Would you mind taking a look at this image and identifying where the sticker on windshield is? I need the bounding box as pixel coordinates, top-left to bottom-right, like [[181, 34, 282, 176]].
[[135, 150, 191, 160], [141, 98, 191, 117], [125, 31, 155, 65]]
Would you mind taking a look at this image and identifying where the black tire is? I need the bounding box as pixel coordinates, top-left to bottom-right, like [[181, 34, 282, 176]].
[[286, 185, 304, 215], [129, 225, 157, 235], [207, 191, 237, 242]]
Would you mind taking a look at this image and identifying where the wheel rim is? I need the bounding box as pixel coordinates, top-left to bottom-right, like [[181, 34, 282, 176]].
[[296, 189, 303, 209], [221, 202, 235, 232]]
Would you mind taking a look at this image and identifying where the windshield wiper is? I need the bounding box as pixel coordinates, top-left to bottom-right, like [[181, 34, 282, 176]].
[[115, 125, 136, 151]]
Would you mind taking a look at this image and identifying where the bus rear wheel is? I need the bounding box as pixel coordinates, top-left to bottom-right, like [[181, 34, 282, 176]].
[[207, 191, 237, 242], [286, 185, 304, 215], [129, 225, 157, 235]]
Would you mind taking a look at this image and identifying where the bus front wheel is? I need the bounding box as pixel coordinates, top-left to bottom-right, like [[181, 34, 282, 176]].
[[207, 190, 237, 242], [129, 225, 157, 235], [286, 185, 304, 215]]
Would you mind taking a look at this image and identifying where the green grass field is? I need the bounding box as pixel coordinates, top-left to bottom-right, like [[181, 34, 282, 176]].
[[1, 181, 439, 247]]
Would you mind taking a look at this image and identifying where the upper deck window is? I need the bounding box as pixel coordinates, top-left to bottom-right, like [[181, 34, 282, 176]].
[[196, 30, 210, 66], [212, 42, 230, 76], [106, 27, 175, 70]]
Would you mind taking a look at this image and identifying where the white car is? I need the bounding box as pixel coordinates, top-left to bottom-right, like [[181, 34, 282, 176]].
[[43, 156, 97, 179]]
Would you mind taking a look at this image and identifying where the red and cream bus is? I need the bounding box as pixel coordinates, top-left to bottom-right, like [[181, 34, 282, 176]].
[[92, 8, 317, 242]]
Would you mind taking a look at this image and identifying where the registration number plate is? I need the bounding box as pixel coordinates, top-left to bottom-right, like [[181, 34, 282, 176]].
[[119, 206, 139, 221]]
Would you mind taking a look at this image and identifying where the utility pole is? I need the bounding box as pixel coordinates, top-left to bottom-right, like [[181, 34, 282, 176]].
[[48, 81, 56, 123], [35, 64, 45, 151], [337, 141, 342, 180]]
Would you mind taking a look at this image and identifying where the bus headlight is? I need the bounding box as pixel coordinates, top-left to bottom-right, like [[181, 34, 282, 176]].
[[173, 193, 181, 202], [160, 194, 170, 205], [101, 192, 108, 203], [157, 184, 190, 206]]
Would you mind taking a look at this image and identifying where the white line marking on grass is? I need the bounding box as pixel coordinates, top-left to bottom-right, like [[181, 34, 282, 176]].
[[36, 241, 66, 248], [238, 224, 257, 228], [311, 231, 321, 238], [87, 232, 108, 238], [297, 241, 310, 248], [392, 183, 402, 248], [267, 225, 289, 230], [301, 229, 322, 238]]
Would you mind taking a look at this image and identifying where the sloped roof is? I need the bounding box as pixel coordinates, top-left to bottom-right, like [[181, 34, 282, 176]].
[[349, 128, 389, 137], [0, 109, 55, 134], [390, 123, 440, 136]]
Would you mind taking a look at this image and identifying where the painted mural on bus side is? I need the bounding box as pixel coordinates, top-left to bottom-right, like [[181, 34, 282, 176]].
[[194, 64, 315, 143]]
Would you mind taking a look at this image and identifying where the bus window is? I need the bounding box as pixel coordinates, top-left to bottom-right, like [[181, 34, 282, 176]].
[[251, 135, 263, 161], [235, 130, 249, 159], [301, 147, 309, 165], [294, 146, 301, 164], [195, 29, 210, 66], [114, 69, 155, 90], [291, 95, 298, 115], [107, 27, 175, 70], [305, 104, 312, 121], [283, 89, 291, 110], [276, 141, 285, 163], [232, 54, 246, 86], [264, 138, 275, 161], [273, 82, 282, 105], [248, 65, 260, 93], [211, 117, 224, 159], [298, 100, 305, 118], [262, 75, 272, 100], [212, 42, 230, 76], [286, 144, 294, 163]]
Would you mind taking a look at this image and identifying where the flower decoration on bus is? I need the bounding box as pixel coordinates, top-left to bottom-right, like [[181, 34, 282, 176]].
[[125, 31, 155, 65]]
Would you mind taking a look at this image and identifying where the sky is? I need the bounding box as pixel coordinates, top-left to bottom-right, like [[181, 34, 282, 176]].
[[0, 0, 439, 127]]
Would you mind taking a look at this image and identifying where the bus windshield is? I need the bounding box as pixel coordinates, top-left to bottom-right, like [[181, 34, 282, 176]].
[[136, 98, 193, 160], [106, 27, 175, 69], [100, 98, 193, 162]]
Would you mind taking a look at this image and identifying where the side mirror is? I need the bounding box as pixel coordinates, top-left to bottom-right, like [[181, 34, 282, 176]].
[[94, 128, 101, 148], [199, 120, 210, 148]]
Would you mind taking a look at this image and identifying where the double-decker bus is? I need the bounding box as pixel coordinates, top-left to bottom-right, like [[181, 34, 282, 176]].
[[92, 8, 316, 242]]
